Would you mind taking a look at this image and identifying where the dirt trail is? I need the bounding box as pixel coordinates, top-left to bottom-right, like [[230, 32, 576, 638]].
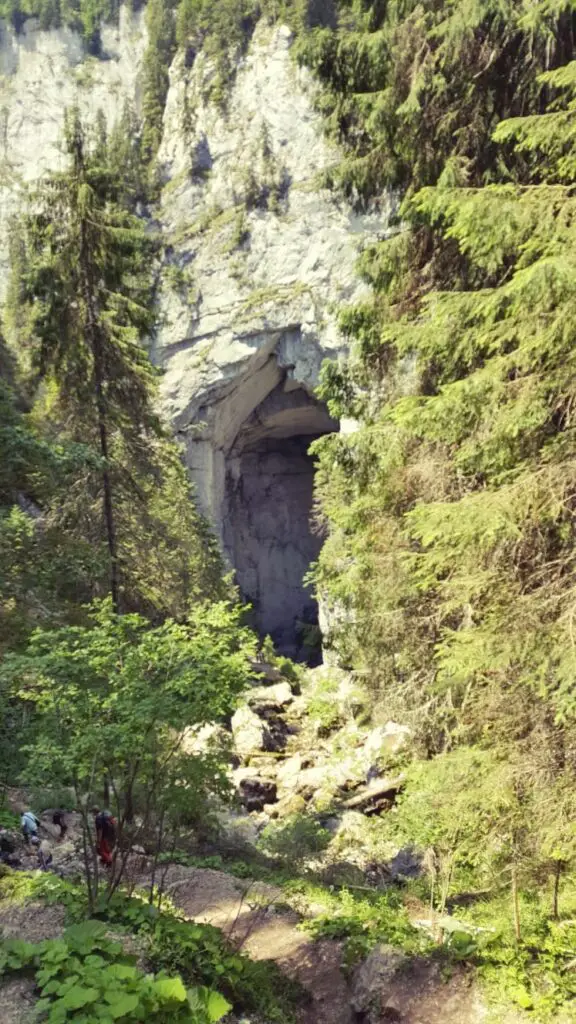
[[0, 861, 524, 1024], [155, 864, 501, 1024], [159, 864, 354, 1024]]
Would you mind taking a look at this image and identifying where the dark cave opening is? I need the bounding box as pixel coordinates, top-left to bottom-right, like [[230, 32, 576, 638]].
[[223, 382, 337, 662]]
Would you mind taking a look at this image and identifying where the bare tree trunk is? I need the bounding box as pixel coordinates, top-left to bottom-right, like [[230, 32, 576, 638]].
[[149, 808, 165, 905], [93, 347, 120, 614], [79, 214, 120, 613], [75, 782, 99, 913], [552, 860, 562, 920], [511, 863, 521, 943]]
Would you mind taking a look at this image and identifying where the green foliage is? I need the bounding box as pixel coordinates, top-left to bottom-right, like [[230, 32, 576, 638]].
[[0, 919, 231, 1023], [0, 809, 19, 829], [299, 885, 430, 967], [4, 111, 226, 635], [29, 786, 77, 812], [0, 0, 120, 49], [307, 2, 576, 1018], [0, 869, 80, 910], [305, 669, 345, 732], [149, 915, 300, 1022], [88, 888, 301, 1023], [0, 370, 100, 654], [258, 812, 332, 864], [0, 874, 299, 1020], [175, 0, 257, 105], [1, 598, 256, 904], [142, 0, 177, 164], [295, 0, 574, 203]]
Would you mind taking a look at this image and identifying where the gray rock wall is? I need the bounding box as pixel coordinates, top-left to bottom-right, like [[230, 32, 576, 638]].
[[0, 8, 147, 281], [155, 21, 387, 526], [0, 11, 390, 649]]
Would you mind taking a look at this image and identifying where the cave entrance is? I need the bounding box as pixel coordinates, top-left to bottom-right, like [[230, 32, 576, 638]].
[[223, 381, 337, 663]]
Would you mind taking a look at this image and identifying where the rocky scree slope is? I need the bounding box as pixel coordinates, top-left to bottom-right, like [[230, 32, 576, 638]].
[[199, 662, 418, 884]]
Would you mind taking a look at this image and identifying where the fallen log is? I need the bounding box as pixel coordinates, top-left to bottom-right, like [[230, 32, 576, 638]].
[[342, 774, 405, 810]]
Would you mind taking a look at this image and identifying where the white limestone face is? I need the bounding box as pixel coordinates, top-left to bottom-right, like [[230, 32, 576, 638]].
[[0, 12, 391, 652], [155, 20, 389, 523], [0, 8, 147, 281]]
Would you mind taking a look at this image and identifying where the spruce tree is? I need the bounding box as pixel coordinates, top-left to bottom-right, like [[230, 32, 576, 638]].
[[308, 0, 576, 954], [22, 109, 158, 612]]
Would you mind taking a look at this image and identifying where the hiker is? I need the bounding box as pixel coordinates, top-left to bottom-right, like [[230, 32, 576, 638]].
[[93, 808, 116, 867], [37, 837, 53, 872], [20, 810, 40, 845], [52, 808, 68, 840]]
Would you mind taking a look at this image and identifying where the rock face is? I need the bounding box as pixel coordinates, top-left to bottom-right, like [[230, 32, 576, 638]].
[[0, 9, 147, 281], [155, 20, 388, 655], [0, 13, 389, 655]]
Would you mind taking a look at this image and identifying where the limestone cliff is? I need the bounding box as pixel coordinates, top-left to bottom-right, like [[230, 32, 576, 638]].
[[0, 11, 386, 654]]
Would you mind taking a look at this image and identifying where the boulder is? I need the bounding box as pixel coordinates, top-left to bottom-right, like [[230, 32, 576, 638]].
[[182, 722, 230, 756], [293, 765, 330, 799], [362, 722, 412, 772], [239, 777, 278, 812], [231, 706, 267, 759], [266, 793, 307, 819], [351, 944, 408, 1023], [386, 845, 422, 880], [247, 681, 294, 710], [247, 753, 282, 770], [276, 753, 302, 794], [261, 711, 290, 753], [232, 766, 260, 785], [0, 829, 20, 855]]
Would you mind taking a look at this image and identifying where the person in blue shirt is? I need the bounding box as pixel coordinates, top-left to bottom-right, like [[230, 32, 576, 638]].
[[21, 810, 40, 845]]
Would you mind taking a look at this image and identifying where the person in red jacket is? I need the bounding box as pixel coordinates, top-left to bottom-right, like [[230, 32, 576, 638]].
[[92, 808, 117, 867]]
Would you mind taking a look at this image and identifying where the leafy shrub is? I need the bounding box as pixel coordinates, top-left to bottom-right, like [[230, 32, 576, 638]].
[[150, 916, 301, 1023], [91, 889, 301, 1023], [298, 884, 431, 967], [29, 786, 76, 812], [305, 670, 346, 733], [0, 808, 19, 829], [0, 870, 82, 911], [0, 919, 230, 1023], [258, 813, 332, 864]]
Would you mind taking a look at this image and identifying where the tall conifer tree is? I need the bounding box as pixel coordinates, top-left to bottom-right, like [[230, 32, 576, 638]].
[[22, 110, 158, 611]]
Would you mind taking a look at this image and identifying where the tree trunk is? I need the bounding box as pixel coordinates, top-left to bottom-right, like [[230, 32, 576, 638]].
[[552, 860, 562, 920], [79, 216, 120, 613], [95, 374, 119, 613], [511, 863, 521, 943]]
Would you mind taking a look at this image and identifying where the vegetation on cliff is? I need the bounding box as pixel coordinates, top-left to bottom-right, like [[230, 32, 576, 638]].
[[294, 0, 576, 1016], [3, 1, 576, 1020]]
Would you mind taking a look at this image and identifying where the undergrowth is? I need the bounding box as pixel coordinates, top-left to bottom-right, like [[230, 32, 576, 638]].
[[0, 872, 302, 1023], [0, 918, 231, 1023]]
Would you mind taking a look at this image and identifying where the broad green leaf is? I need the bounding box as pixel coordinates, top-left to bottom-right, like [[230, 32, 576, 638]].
[[60, 985, 100, 1009], [107, 993, 140, 1018], [154, 975, 187, 1002]]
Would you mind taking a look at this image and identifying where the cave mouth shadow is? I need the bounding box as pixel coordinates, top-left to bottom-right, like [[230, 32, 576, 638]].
[[223, 385, 337, 664]]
